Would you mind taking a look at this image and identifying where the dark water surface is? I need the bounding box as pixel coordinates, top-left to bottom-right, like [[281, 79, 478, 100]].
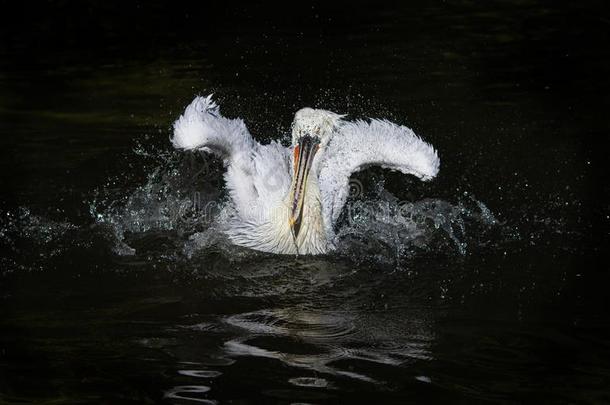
[[1, 1, 609, 403]]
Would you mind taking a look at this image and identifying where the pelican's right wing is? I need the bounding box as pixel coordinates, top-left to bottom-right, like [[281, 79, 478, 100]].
[[318, 118, 440, 231], [171, 95, 257, 163]]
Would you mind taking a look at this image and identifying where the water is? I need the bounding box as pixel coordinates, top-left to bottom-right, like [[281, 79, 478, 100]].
[[1, 1, 609, 403]]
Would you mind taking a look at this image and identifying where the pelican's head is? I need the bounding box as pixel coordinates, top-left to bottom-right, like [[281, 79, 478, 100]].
[[291, 108, 344, 147], [288, 108, 344, 238]]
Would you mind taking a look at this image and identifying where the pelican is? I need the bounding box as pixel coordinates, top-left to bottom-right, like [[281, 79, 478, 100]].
[[171, 95, 440, 255]]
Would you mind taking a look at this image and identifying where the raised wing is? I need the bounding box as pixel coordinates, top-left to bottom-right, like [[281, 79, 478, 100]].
[[171, 95, 257, 162], [318, 118, 440, 233], [171, 95, 291, 221]]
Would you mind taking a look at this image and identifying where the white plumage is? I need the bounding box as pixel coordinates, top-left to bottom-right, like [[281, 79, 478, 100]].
[[172, 95, 440, 255]]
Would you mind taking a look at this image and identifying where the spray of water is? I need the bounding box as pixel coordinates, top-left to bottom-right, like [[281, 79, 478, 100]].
[[1, 139, 501, 273], [88, 139, 499, 263]]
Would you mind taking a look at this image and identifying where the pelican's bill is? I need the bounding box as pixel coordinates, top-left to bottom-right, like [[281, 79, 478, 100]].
[[289, 135, 320, 238]]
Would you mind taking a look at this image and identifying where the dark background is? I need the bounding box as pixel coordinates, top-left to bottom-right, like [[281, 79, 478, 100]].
[[1, 0, 609, 403], [1, 0, 608, 206]]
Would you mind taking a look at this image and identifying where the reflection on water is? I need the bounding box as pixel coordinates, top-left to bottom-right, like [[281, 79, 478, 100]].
[[289, 376, 329, 388], [164, 385, 214, 404], [223, 307, 433, 384]]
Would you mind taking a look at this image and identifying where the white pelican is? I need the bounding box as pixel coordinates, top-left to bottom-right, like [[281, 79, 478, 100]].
[[171, 95, 440, 255]]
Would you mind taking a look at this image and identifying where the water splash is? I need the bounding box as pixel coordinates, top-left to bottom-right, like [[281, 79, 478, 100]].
[[1, 140, 502, 272], [86, 140, 500, 263], [0, 207, 78, 274], [89, 141, 224, 256], [334, 194, 498, 263]]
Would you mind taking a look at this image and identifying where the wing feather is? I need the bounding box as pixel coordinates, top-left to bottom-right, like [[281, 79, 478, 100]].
[[318, 118, 440, 233], [171, 95, 291, 220], [171, 95, 256, 162]]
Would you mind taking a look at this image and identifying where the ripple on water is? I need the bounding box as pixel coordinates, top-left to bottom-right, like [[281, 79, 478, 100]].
[[178, 370, 223, 378], [289, 377, 329, 388], [164, 385, 215, 404], [224, 309, 357, 344], [222, 307, 432, 384]]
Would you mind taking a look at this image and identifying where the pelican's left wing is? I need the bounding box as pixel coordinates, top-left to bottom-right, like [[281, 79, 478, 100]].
[[318, 118, 440, 232], [171, 95, 257, 163]]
